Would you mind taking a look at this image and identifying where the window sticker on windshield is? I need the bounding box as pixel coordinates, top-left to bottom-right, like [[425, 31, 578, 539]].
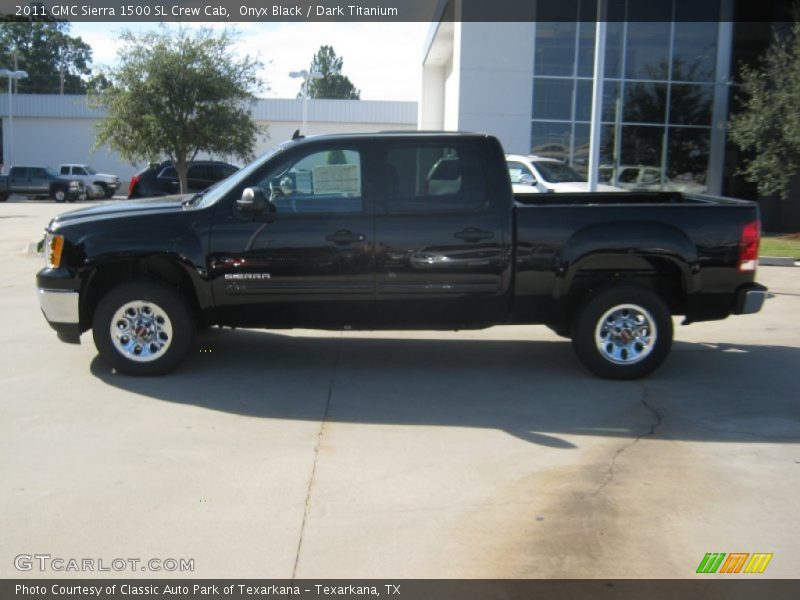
[[312, 164, 361, 195]]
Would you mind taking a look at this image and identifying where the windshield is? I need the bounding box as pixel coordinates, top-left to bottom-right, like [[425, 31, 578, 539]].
[[84, 166, 96, 174], [533, 161, 585, 183], [193, 144, 290, 209], [45, 167, 60, 178]]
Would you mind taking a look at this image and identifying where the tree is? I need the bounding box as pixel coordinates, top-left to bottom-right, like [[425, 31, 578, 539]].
[[0, 19, 93, 94], [93, 26, 265, 194], [302, 45, 360, 100], [729, 15, 800, 200]]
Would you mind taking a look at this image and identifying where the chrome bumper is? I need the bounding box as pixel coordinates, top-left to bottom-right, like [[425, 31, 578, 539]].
[[38, 288, 79, 324], [733, 285, 768, 315]]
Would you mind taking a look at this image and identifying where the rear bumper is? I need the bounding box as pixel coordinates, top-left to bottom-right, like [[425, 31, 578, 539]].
[[37, 288, 81, 344], [733, 283, 768, 315]]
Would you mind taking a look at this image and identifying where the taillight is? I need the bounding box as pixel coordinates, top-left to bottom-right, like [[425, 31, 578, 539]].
[[738, 220, 760, 272], [128, 174, 140, 195]]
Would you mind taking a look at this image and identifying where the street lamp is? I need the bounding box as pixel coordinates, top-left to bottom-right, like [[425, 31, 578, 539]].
[[289, 69, 322, 135], [0, 69, 28, 171]]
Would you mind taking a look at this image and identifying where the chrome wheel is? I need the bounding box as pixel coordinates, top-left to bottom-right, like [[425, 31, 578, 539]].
[[594, 303, 657, 365], [109, 301, 173, 362], [54, 189, 66, 202]]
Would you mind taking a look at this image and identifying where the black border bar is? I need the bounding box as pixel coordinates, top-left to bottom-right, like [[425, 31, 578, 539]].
[[0, 0, 796, 23], [4, 580, 800, 600]]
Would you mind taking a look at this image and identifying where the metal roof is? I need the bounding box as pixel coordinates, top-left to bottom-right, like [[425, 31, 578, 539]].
[[4, 94, 418, 124]]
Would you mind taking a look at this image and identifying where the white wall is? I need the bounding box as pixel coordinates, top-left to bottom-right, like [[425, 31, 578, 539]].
[[1, 96, 417, 186], [420, 21, 536, 154]]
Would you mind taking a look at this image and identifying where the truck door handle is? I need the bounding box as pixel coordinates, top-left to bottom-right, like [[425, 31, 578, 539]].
[[325, 230, 366, 245], [454, 228, 495, 243]]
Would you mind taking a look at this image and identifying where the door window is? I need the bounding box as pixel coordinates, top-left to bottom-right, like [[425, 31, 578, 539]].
[[60, 166, 70, 175], [507, 161, 535, 183], [253, 148, 363, 214], [382, 145, 486, 213]]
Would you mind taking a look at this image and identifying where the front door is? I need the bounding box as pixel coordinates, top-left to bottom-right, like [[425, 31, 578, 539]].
[[208, 142, 374, 328]]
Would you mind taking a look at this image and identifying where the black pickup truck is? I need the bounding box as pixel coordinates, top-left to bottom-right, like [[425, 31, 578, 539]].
[[36, 132, 766, 379]]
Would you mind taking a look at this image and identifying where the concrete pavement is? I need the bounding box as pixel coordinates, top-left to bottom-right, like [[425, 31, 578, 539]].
[[1, 202, 798, 579]]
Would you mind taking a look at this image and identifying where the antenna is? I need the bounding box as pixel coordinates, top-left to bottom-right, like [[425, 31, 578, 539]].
[[292, 129, 304, 140]]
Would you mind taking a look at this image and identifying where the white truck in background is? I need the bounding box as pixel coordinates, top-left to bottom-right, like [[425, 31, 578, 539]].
[[59, 164, 121, 199]]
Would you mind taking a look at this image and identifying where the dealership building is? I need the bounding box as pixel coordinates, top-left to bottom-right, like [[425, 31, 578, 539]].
[[419, 0, 799, 228], [0, 95, 417, 185]]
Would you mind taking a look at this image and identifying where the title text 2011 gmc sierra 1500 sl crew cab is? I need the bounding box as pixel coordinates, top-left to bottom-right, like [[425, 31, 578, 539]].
[[36, 132, 767, 379]]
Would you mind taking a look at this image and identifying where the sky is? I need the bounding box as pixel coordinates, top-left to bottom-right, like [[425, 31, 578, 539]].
[[70, 22, 431, 102]]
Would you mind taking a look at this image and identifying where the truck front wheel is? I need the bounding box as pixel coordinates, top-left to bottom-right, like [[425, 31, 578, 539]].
[[92, 280, 195, 376], [572, 285, 673, 380], [51, 188, 67, 203]]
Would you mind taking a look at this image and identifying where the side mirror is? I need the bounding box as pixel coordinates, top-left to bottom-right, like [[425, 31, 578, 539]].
[[236, 187, 268, 213], [519, 173, 537, 186]]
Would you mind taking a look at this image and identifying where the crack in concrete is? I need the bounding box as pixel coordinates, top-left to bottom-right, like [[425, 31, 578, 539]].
[[291, 334, 343, 580], [588, 384, 663, 497]]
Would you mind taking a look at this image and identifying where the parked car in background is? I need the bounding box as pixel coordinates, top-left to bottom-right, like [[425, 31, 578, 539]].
[[598, 165, 708, 195], [507, 154, 624, 194], [59, 164, 120, 199], [128, 160, 239, 199], [0, 166, 86, 202]]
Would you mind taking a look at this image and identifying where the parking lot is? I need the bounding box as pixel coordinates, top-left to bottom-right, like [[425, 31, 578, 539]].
[[1, 201, 798, 579]]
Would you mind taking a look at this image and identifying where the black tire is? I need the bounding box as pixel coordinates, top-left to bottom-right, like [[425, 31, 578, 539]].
[[51, 187, 67, 203], [0, 193, 7, 202], [92, 280, 195, 376], [104, 187, 116, 199], [571, 285, 673, 380]]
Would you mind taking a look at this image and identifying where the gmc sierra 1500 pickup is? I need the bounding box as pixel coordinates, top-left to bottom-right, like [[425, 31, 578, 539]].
[[36, 132, 767, 379]]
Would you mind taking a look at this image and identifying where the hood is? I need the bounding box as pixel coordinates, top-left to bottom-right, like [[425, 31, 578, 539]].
[[49, 195, 192, 229]]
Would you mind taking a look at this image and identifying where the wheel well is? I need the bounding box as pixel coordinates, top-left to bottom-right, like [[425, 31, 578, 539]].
[[80, 258, 202, 331], [558, 256, 687, 326]]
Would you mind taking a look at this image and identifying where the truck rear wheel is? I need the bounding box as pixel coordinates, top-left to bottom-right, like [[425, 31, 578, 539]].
[[92, 280, 195, 376], [571, 285, 673, 380]]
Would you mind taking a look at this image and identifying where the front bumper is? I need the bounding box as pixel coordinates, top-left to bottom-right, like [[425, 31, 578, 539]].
[[732, 283, 768, 315], [38, 288, 81, 343]]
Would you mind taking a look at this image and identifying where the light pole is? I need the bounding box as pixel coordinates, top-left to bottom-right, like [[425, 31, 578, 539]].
[[289, 70, 322, 135], [0, 68, 28, 171]]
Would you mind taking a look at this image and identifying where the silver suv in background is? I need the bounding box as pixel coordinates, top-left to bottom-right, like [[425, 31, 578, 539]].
[[59, 164, 120, 199]]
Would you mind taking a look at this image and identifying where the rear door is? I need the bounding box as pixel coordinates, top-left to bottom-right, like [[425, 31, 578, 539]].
[[372, 138, 512, 327], [208, 141, 375, 328], [188, 164, 214, 191]]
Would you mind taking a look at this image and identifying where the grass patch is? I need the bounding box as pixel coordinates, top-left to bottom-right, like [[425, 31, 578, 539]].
[[761, 234, 800, 258]]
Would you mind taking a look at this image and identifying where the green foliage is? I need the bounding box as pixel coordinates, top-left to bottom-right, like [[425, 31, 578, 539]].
[[0, 20, 93, 93], [92, 26, 265, 194], [729, 17, 800, 200], [303, 45, 360, 100]]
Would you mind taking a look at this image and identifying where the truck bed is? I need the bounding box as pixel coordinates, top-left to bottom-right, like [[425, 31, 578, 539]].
[[514, 191, 747, 206]]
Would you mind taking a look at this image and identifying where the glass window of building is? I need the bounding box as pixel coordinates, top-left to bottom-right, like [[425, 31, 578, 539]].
[[531, 0, 723, 193]]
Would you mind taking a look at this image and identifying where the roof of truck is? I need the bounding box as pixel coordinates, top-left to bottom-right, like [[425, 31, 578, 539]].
[[288, 131, 493, 143]]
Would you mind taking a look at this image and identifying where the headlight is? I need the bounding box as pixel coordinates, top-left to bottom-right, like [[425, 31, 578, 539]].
[[45, 233, 64, 269]]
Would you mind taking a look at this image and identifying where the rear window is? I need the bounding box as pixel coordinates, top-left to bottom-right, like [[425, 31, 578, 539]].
[[383, 144, 486, 213]]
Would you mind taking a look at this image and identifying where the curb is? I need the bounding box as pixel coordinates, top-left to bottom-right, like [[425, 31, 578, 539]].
[[759, 256, 798, 267]]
